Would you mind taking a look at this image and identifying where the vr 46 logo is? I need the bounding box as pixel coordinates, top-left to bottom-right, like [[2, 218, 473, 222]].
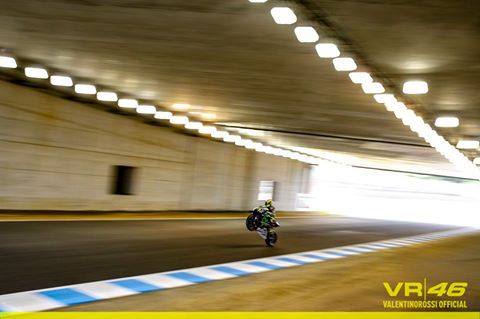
[[383, 282, 467, 297]]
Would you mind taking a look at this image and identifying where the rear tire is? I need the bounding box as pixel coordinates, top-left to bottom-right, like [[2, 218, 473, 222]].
[[265, 230, 278, 247], [246, 214, 256, 231]]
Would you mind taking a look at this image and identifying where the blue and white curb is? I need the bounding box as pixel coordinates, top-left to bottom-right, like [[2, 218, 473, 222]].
[[0, 228, 475, 312]]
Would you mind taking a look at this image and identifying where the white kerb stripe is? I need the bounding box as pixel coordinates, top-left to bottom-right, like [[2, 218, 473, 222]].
[[72, 282, 136, 299], [310, 251, 343, 259], [223, 262, 271, 273], [281, 254, 319, 263], [137, 274, 193, 289], [330, 249, 360, 256], [259, 258, 299, 267], [182, 268, 237, 280], [0, 292, 65, 312], [343, 246, 374, 253]]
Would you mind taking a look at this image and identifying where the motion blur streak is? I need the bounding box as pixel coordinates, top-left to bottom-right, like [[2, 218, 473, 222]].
[[309, 163, 480, 228]]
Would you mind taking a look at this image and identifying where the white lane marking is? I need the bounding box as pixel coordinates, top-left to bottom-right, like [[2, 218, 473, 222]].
[[71, 282, 137, 300], [0, 292, 64, 312]]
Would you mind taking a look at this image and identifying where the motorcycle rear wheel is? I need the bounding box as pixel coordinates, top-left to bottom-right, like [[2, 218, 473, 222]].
[[265, 230, 278, 247], [246, 214, 256, 231]]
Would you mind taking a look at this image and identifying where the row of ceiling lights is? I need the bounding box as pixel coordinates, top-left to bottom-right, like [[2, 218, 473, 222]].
[[249, 0, 480, 178], [0, 53, 334, 166]]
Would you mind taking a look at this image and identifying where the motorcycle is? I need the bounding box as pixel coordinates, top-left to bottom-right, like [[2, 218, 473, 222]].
[[246, 210, 280, 247]]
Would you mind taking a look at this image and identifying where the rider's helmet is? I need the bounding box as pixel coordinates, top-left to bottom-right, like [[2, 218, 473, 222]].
[[264, 199, 273, 208]]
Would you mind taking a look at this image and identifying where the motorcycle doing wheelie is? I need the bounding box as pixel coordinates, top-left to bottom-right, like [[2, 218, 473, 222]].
[[246, 210, 280, 247]]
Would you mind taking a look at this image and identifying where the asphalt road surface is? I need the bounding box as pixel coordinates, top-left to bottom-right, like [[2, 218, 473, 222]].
[[0, 215, 456, 294]]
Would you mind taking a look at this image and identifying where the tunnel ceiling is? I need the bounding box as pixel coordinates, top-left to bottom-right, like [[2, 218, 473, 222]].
[[0, 0, 478, 177]]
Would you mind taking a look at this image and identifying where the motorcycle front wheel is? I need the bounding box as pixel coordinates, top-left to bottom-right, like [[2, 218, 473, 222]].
[[265, 230, 278, 247]]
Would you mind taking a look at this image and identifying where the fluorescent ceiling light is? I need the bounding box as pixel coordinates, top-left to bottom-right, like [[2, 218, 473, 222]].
[[199, 126, 217, 134], [400, 109, 417, 125], [154, 111, 173, 120], [118, 99, 138, 108], [349, 72, 372, 84], [249, 0, 267, 2], [435, 116, 459, 128], [235, 139, 249, 147], [294, 27, 319, 43], [315, 43, 340, 58], [211, 131, 228, 139], [75, 84, 96, 95], [403, 81, 428, 94], [332, 57, 357, 71], [136, 105, 156, 114], [24, 67, 48, 79], [270, 7, 297, 25], [170, 116, 189, 125], [385, 101, 406, 112], [456, 140, 479, 150], [185, 121, 203, 130], [224, 135, 241, 143], [361, 82, 385, 94], [373, 94, 396, 104], [264, 146, 275, 154], [172, 103, 190, 111], [96, 91, 118, 102], [245, 142, 257, 149], [201, 113, 216, 120], [50, 75, 73, 87], [0, 56, 17, 68]]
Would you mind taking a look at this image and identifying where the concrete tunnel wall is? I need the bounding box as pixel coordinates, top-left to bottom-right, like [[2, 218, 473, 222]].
[[0, 81, 310, 211]]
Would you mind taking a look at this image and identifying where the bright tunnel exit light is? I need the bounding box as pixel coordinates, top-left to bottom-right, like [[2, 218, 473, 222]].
[[456, 140, 479, 150], [332, 58, 357, 71], [0, 56, 17, 68], [50, 75, 73, 87], [403, 80, 428, 94], [270, 7, 297, 25], [361, 82, 385, 94], [315, 43, 340, 58], [349, 72, 372, 84], [25, 67, 48, 79], [435, 116, 459, 128], [474, 158, 480, 165], [294, 27, 319, 43]]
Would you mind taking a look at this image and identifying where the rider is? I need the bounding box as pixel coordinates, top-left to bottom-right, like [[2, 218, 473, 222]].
[[252, 199, 276, 228]]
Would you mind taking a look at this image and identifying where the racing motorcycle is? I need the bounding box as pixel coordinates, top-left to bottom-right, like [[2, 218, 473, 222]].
[[246, 210, 280, 247]]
